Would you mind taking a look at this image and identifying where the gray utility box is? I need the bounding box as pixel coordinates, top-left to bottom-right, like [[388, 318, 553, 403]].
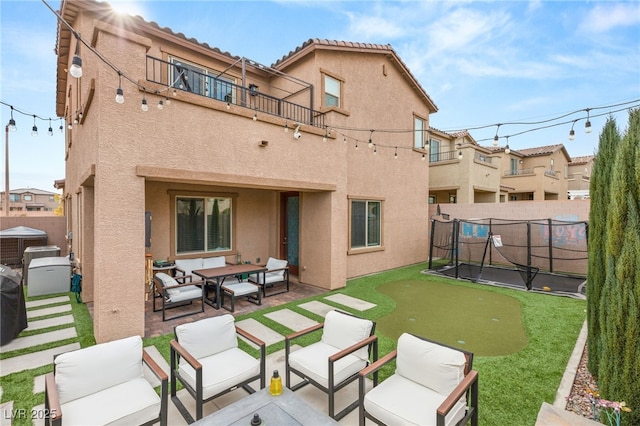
[[23, 246, 61, 285], [27, 257, 71, 297]]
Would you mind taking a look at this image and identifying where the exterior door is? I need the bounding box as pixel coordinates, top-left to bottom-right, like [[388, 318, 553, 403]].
[[280, 192, 299, 276]]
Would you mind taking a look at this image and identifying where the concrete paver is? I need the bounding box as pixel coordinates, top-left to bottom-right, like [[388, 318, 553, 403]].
[[26, 305, 71, 319], [298, 300, 337, 318], [235, 318, 284, 348], [0, 343, 80, 377], [25, 315, 74, 332], [26, 296, 70, 309], [264, 308, 319, 332], [324, 294, 376, 311], [0, 327, 77, 354]]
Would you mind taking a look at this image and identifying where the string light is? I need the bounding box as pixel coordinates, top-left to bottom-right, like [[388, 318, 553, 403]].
[[31, 115, 38, 137], [8, 106, 17, 131], [69, 32, 83, 78], [368, 130, 374, 148], [569, 120, 577, 140], [584, 109, 592, 134], [493, 124, 501, 146], [48, 118, 53, 136], [141, 91, 148, 111], [115, 72, 124, 104], [505, 136, 511, 155]]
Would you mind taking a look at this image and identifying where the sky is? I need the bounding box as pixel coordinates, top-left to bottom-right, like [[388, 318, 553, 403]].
[[1, 0, 639, 192]]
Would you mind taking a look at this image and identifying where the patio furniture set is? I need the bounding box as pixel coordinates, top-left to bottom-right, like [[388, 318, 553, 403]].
[[152, 256, 289, 321], [44, 310, 479, 426]]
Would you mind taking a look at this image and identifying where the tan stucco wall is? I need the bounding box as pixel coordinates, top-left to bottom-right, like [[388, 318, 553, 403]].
[[61, 11, 434, 341]]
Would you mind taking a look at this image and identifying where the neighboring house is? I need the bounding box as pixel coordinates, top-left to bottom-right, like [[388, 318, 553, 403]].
[[0, 188, 60, 216], [567, 155, 594, 199], [55, 0, 436, 341], [489, 144, 571, 201], [428, 128, 501, 204]]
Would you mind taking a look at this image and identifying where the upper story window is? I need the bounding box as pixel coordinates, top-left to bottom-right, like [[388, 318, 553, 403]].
[[429, 139, 441, 162], [170, 57, 235, 103], [510, 158, 518, 173], [23, 195, 32, 201], [550, 158, 555, 171], [350, 199, 382, 249], [9, 194, 19, 202], [324, 74, 341, 108], [176, 196, 233, 254], [414, 116, 427, 149]]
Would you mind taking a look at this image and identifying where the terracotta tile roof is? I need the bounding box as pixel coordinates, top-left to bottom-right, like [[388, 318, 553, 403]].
[[516, 144, 565, 157], [570, 155, 594, 165], [274, 38, 438, 112]]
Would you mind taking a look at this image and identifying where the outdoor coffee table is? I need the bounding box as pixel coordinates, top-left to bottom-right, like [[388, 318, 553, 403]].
[[191, 387, 339, 425]]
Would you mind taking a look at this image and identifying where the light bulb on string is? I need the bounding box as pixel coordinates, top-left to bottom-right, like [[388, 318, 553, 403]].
[[504, 137, 511, 155], [141, 91, 148, 111], [584, 109, 592, 134], [8, 106, 17, 131], [368, 130, 374, 148], [31, 115, 38, 137], [115, 73, 125, 104], [69, 33, 83, 78], [394, 147, 398, 159], [48, 119, 54, 136]]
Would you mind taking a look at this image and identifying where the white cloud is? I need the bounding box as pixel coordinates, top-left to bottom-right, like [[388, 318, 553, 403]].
[[346, 12, 406, 39], [580, 3, 640, 33]]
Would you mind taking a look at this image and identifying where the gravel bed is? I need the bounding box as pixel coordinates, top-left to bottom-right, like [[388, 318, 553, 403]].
[[565, 344, 599, 421]]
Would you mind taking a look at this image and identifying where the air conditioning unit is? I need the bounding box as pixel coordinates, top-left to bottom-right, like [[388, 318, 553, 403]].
[[28, 256, 71, 297], [22, 246, 61, 285]]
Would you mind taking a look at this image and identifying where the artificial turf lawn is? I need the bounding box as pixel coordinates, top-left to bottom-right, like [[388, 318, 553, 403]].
[[4, 263, 586, 426], [376, 279, 527, 356]]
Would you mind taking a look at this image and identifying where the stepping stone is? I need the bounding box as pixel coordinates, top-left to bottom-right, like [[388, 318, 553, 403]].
[[324, 294, 376, 311], [235, 318, 283, 348], [264, 309, 318, 332], [26, 296, 70, 308], [0, 343, 80, 377], [26, 315, 74, 332], [298, 301, 336, 318], [34, 374, 46, 394], [143, 345, 171, 387], [27, 304, 71, 319], [0, 328, 77, 354]]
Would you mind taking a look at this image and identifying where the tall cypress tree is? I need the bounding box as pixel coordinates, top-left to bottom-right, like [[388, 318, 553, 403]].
[[600, 108, 640, 425], [587, 117, 620, 373]]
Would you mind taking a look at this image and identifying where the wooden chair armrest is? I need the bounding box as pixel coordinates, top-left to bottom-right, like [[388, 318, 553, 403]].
[[143, 349, 169, 383], [329, 335, 377, 362], [359, 349, 397, 378], [236, 326, 266, 348], [174, 267, 187, 275], [437, 369, 479, 417], [174, 274, 193, 283], [285, 322, 324, 342], [45, 373, 62, 424], [170, 340, 202, 370]]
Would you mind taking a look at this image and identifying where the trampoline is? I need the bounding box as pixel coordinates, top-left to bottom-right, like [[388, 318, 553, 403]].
[[428, 216, 588, 297]]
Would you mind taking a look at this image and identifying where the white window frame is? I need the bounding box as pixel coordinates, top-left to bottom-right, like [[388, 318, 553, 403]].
[[414, 116, 427, 149], [349, 198, 383, 251], [323, 74, 341, 108], [175, 195, 234, 255]]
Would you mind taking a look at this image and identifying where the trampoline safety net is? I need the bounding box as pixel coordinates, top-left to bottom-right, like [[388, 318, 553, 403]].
[[429, 217, 588, 293]]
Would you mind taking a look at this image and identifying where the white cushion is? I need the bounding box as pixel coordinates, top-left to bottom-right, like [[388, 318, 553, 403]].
[[175, 315, 237, 360], [202, 256, 226, 269], [60, 377, 160, 426], [155, 272, 181, 298], [265, 257, 287, 276], [54, 336, 144, 404], [175, 258, 204, 276], [178, 347, 260, 400], [170, 285, 203, 303], [364, 373, 466, 426], [396, 333, 466, 395], [321, 310, 373, 361], [288, 341, 367, 388], [223, 282, 259, 297]]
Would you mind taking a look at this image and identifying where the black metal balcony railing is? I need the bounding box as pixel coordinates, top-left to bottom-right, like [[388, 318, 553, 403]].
[[429, 150, 460, 163], [146, 56, 325, 128], [504, 168, 534, 176]]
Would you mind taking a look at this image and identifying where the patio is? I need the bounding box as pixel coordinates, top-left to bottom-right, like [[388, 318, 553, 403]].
[[144, 275, 326, 338]]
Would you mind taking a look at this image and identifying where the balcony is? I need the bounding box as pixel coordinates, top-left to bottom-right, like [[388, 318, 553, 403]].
[[474, 152, 493, 164], [504, 168, 534, 176], [429, 150, 460, 163], [146, 56, 325, 128]]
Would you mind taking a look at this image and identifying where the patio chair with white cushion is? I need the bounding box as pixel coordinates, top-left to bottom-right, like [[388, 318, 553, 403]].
[[358, 332, 479, 426], [44, 335, 168, 426], [153, 272, 205, 321], [170, 315, 266, 423], [248, 256, 289, 296], [285, 310, 378, 420]]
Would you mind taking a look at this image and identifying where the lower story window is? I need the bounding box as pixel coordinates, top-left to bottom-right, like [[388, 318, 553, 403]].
[[176, 196, 232, 254], [350, 199, 381, 249]]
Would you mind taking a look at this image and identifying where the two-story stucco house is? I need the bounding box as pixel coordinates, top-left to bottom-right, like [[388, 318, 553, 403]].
[[55, 0, 437, 342], [0, 188, 60, 216], [567, 155, 594, 199], [492, 144, 571, 201], [428, 129, 502, 204]]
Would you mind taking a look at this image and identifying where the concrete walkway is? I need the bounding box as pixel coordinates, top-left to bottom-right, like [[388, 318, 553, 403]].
[[0, 292, 376, 425]]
